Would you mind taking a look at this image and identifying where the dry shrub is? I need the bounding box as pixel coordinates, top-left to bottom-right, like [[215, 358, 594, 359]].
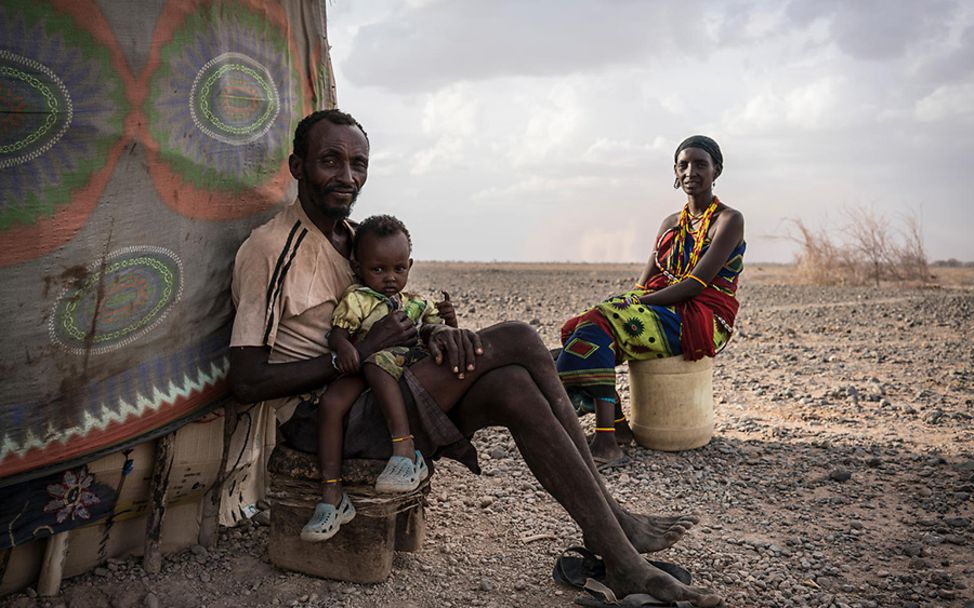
[[787, 207, 929, 285]]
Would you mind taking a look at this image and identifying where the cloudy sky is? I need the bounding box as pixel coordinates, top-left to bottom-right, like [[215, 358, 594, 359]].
[[325, 0, 973, 263]]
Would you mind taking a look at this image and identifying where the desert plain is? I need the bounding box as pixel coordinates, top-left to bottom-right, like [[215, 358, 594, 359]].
[[3, 262, 973, 608]]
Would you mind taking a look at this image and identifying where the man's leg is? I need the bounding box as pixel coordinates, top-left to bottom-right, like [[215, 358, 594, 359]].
[[448, 366, 721, 606], [411, 321, 697, 552]]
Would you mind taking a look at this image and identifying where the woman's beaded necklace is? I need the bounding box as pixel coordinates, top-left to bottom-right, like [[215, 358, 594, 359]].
[[672, 197, 719, 278]]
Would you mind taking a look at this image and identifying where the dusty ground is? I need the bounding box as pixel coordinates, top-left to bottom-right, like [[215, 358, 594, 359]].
[[4, 263, 973, 608]]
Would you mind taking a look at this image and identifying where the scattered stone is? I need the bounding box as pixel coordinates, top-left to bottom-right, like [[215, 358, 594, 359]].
[[143, 592, 160, 608], [488, 447, 507, 460], [829, 468, 852, 482]]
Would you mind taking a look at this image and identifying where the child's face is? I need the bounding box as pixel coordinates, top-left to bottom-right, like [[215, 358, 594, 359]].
[[354, 231, 413, 297]]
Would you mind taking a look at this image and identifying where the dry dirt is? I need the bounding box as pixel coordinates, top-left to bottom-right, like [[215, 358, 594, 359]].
[[4, 263, 973, 608]]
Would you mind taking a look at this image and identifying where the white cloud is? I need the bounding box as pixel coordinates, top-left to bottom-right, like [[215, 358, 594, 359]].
[[410, 84, 480, 175], [471, 175, 604, 202], [581, 137, 668, 167], [328, 0, 974, 263], [725, 78, 843, 133], [915, 83, 974, 122], [508, 83, 581, 166]]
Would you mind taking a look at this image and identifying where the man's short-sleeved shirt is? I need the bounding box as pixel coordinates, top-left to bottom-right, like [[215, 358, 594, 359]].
[[231, 200, 355, 365]]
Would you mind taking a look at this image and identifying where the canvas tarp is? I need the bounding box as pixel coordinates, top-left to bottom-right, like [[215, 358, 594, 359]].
[[0, 0, 335, 553]]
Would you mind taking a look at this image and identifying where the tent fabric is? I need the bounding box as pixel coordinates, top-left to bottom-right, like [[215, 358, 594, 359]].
[[0, 0, 335, 500]]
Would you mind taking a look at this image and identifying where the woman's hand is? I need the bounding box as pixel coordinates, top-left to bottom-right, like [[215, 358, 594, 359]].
[[425, 325, 484, 379]]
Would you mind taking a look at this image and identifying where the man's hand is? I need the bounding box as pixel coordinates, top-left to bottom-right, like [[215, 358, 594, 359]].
[[335, 341, 361, 375], [357, 311, 418, 361], [426, 325, 484, 379], [435, 291, 458, 328]]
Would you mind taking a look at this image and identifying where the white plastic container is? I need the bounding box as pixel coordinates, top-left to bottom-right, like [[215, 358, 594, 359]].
[[628, 355, 714, 451]]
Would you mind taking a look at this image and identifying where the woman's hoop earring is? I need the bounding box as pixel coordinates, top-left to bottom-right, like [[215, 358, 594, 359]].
[[673, 177, 680, 189]]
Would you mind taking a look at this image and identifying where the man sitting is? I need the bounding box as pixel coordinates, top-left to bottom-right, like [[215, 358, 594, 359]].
[[228, 109, 721, 607]]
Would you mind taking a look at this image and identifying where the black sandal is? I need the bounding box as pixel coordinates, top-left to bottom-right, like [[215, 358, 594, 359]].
[[552, 545, 692, 589]]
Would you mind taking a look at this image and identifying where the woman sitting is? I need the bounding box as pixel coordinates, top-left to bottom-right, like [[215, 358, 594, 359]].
[[557, 135, 745, 466]]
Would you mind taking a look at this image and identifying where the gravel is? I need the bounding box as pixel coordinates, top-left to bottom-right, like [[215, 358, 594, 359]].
[[4, 263, 972, 608]]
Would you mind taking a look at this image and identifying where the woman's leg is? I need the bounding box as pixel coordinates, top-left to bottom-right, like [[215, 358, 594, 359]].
[[590, 397, 626, 463], [411, 321, 698, 552], [450, 366, 721, 607], [613, 398, 636, 445], [317, 376, 367, 505]]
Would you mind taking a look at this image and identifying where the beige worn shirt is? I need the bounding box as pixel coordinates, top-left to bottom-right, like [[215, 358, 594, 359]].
[[231, 200, 355, 420]]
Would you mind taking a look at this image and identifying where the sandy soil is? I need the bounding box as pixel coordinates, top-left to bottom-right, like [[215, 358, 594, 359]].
[[4, 263, 973, 608]]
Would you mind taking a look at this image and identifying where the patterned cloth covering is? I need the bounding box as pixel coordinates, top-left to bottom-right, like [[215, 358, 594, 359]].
[[557, 208, 745, 404], [0, 0, 334, 546], [332, 284, 444, 380]]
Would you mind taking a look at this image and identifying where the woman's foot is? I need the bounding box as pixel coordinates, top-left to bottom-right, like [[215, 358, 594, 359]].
[[589, 431, 626, 466], [614, 418, 636, 446]]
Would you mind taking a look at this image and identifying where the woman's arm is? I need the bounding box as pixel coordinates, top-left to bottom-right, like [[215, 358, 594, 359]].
[[635, 212, 680, 287], [637, 209, 744, 307]]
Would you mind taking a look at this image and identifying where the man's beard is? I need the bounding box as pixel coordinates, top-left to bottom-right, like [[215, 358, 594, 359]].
[[321, 196, 355, 220], [315, 184, 358, 219]]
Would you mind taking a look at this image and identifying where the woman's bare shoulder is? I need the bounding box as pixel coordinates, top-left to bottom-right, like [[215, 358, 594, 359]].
[[659, 211, 681, 231]]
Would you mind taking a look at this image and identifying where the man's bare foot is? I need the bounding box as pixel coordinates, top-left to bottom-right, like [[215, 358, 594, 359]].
[[614, 419, 636, 446], [609, 509, 699, 553], [605, 559, 722, 607], [589, 432, 625, 465]]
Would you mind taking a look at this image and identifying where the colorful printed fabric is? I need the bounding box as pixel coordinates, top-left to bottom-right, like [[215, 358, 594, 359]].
[[644, 225, 745, 359], [556, 320, 619, 402], [557, 211, 745, 399], [331, 284, 443, 336], [0, 0, 334, 492], [332, 284, 443, 380], [0, 465, 116, 549], [366, 345, 430, 381]]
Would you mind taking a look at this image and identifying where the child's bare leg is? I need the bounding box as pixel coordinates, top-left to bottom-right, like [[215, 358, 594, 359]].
[[317, 376, 367, 505], [362, 362, 414, 457]]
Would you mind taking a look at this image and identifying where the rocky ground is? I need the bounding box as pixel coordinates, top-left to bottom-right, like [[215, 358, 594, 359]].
[[3, 263, 973, 608]]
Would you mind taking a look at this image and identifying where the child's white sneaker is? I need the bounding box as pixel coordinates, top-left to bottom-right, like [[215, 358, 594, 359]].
[[300, 491, 355, 542], [375, 450, 429, 493]]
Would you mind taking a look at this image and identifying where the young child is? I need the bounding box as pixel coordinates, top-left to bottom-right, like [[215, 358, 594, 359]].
[[301, 214, 457, 542]]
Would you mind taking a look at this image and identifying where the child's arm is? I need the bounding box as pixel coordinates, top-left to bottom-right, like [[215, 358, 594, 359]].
[[328, 327, 361, 375], [434, 291, 458, 328]]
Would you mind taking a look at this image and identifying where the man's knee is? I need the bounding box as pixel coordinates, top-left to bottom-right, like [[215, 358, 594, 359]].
[[484, 321, 550, 361], [469, 367, 549, 423]]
